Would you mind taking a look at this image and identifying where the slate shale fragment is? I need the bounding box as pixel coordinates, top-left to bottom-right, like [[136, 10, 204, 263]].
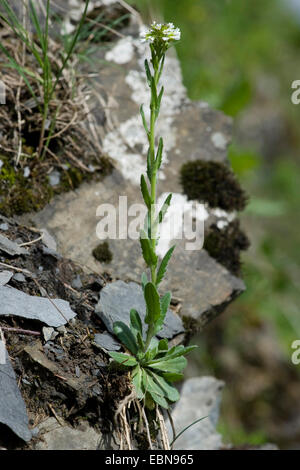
[[0, 347, 32, 442], [0, 285, 76, 327]]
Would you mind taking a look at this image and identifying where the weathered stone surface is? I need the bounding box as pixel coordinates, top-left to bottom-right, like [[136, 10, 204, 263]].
[[0, 348, 32, 442], [22, 6, 245, 328], [94, 332, 121, 351], [96, 280, 184, 339], [34, 418, 101, 450], [0, 285, 76, 327], [0, 234, 27, 256], [0, 270, 13, 286], [167, 377, 224, 450]]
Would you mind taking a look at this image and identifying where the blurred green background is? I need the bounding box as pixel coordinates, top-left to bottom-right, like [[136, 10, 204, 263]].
[[128, 0, 300, 448]]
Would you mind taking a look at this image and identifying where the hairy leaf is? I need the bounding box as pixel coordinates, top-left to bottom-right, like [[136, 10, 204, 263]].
[[156, 245, 175, 286], [109, 351, 137, 367], [150, 372, 180, 402], [113, 321, 138, 355], [130, 309, 143, 339], [140, 174, 152, 209], [158, 193, 172, 223], [144, 282, 161, 325], [140, 104, 149, 136], [140, 230, 157, 267], [132, 365, 144, 399], [155, 137, 163, 170], [148, 356, 187, 373]]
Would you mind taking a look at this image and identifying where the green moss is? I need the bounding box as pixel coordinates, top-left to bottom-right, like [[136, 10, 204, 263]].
[[180, 160, 248, 211], [204, 220, 250, 276], [92, 241, 113, 264], [0, 153, 113, 217]]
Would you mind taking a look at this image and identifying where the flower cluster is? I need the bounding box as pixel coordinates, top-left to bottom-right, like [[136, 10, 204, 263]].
[[140, 21, 181, 45]]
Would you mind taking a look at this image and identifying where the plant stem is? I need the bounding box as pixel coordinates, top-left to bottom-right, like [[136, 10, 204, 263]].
[[149, 66, 160, 285]]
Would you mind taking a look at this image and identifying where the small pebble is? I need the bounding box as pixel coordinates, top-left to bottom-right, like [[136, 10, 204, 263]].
[[0, 223, 9, 231], [13, 273, 26, 283]]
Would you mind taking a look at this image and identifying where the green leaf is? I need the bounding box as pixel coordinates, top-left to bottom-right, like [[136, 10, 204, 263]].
[[140, 104, 149, 136], [162, 372, 184, 382], [154, 292, 171, 335], [150, 372, 180, 402], [141, 272, 148, 291], [144, 337, 159, 362], [113, 321, 138, 355], [132, 365, 144, 399], [156, 245, 175, 286], [156, 87, 164, 118], [148, 356, 187, 373], [140, 174, 152, 209], [148, 390, 169, 409], [155, 137, 163, 170], [158, 338, 169, 351], [147, 147, 152, 180], [130, 309, 143, 338], [150, 76, 158, 109], [165, 345, 198, 360], [140, 230, 157, 267], [144, 59, 152, 86], [137, 331, 145, 351], [144, 282, 161, 325], [158, 194, 172, 223], [143, 370, 165, 397], [109, 351, 137, 367]]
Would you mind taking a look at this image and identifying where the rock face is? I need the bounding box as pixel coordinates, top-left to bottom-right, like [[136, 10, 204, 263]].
[[24, 6, 245, 329], [167, 376, 224, 450], [96, 280, 184, 339]]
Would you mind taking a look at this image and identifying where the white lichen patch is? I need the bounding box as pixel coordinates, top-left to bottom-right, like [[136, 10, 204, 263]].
[[105, 37, 134, 64], [211, 132, 228, 150], [103, 35, 187, 184]]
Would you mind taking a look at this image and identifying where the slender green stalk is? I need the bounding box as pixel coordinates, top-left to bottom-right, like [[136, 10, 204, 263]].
[[109, 22, 198, 412]]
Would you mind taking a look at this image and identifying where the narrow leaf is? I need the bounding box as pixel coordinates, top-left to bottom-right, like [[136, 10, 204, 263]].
[[130, 309, 143, 338], [150, 372, 180, 402], [140, 230, 157, 267], [156, 245, 175, 286], [141, 272, 148, 291], [144, 59, 152, 86], [132, 365, 144, 399], [109, 351, 137, 367], [155, 137, 163, 170], [158, 194, 172, 224], [148, 390, 169, 409], [140, 104, 149, 136], [113, 321, 138, 355], [140, 174, 152, 209], [148, 356, 187, 373], [144, 282, 161, 325]]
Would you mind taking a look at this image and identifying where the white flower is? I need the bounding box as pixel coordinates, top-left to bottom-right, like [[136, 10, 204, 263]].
[[140, 21, 181, 45]]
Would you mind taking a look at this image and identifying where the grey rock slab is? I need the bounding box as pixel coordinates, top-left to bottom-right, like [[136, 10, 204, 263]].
[[0, 270, 13, 286], [0, 285, 76, 327], [95, 280, 184, 339], [0, 223, 9, 231], [0, 348, 32, 442], [94, 332, 121, 351], [0, 234, 27, 256], [34, 418, 102, 450], [167, 377, 224, 450]]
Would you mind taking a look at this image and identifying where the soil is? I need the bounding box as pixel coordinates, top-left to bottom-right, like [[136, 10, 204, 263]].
[[0, 216, 133, 449]]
